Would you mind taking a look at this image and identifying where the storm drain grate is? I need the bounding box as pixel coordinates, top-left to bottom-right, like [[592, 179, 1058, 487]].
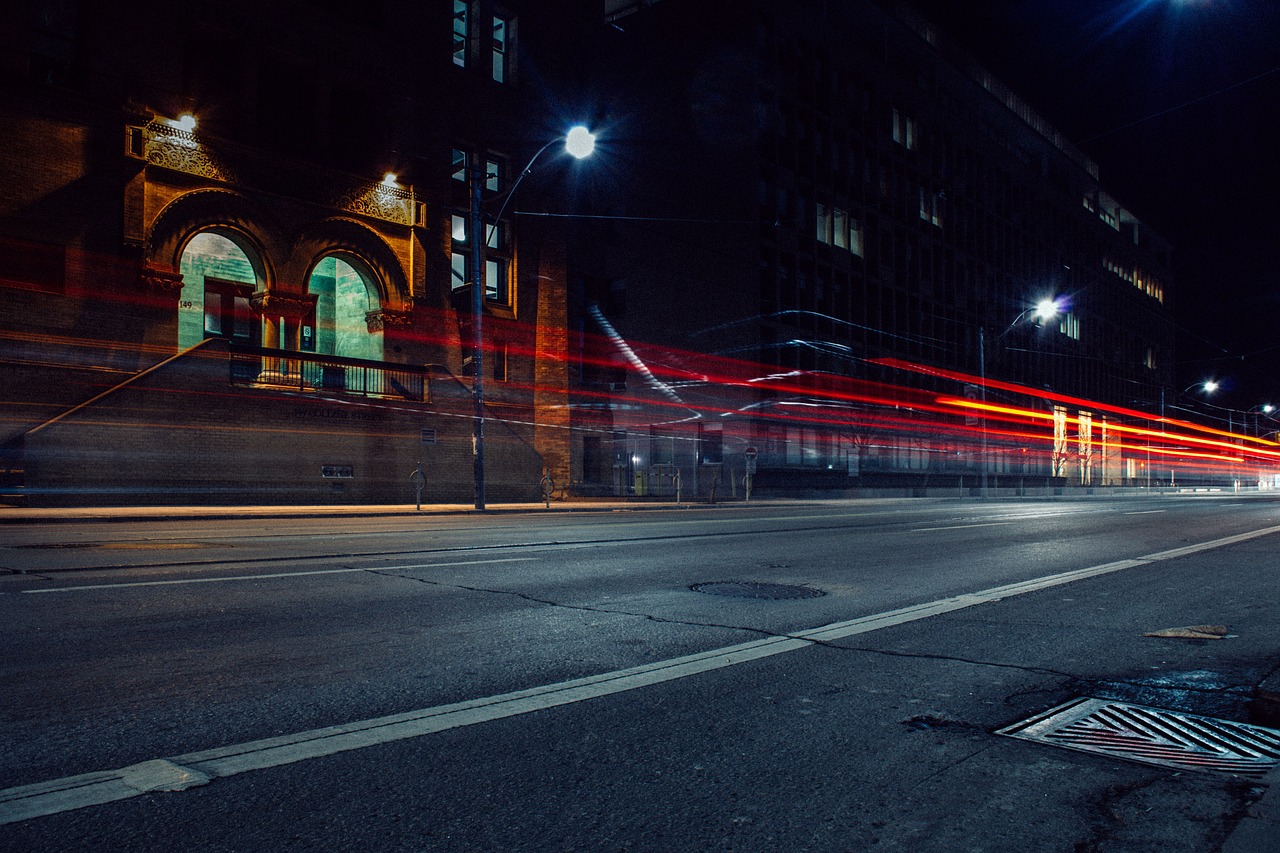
[[996, 697, 1280, 777], [689, 581, 826, 600]]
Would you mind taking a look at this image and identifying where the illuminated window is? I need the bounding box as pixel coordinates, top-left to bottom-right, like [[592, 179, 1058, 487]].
[[450, 219, 510, 304], [492, 15, 510, 83], [892, 109, 915, 150], [178, 231, 258, 350], [453, 0, 469, 67], [919, 188, 942, 227], [815, 203, 862, 255], [1057, 311, 1080, 340], [307, 256, 383, 361]]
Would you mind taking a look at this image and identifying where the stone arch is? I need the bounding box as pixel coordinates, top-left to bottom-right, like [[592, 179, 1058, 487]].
[[147, 188, 282, 289], [287, 217, 409, 312]]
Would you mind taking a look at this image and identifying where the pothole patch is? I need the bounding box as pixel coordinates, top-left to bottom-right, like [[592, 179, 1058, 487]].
[[689, 581, 826, 600]]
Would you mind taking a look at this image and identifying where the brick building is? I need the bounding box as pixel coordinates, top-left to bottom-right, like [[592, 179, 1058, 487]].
[[0, 0, 597, 505]]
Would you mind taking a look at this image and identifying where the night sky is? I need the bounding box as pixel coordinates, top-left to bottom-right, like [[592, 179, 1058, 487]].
[[906, 0, 1280, 412]]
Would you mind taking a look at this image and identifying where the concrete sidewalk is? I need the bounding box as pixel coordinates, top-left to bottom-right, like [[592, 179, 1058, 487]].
[[0, 498, 752, 524]]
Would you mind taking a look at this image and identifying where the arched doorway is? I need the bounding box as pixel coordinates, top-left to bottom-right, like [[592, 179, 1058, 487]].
[[305, 255, 383, 362], [177, 231, 261, 350]]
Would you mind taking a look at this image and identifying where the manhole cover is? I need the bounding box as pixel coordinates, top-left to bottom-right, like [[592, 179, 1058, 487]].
[[689, 581, 825, 600], [996, 696, 1280, 777]]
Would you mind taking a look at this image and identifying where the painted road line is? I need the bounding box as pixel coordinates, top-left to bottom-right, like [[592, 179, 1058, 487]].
[[1124, 510, 1167, 515], [19, 558, 536, 594], [910, 521, 1019, 532], [5, 522, 1280, 826]]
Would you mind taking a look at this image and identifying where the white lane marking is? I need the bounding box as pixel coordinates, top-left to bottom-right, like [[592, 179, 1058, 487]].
[[1124, 510, 1167, 515], [911, 521, 1018, 532], [19, 558, 536, 594], [5, 522, 1280, 826]]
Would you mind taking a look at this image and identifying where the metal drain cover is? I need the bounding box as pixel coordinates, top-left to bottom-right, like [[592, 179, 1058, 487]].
[[689, 581, 825, 600], [996, 697, 1280, 777]]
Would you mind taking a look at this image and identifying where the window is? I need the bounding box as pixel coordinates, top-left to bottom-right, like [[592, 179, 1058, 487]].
[[451, 149, 501, 191], [450, 208, 511, 304], [203, 280, 256, 344], [1058, 312, 1080, 340], [178, 232, 259, 350], [492, 15, 510, 83], [815, 203, 863, 255], [452, 0, 469, 67], [919, 188, 942, 227], [892, 108, 915, 150]]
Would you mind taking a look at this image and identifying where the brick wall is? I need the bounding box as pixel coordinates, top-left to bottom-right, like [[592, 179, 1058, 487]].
[[22, 339, 546, 506]]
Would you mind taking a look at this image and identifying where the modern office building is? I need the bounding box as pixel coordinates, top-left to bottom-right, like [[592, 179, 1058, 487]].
[[571, 0, 1176, 496]]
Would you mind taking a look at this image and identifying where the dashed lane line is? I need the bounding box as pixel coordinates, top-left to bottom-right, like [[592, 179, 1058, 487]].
[[4, 523, 1280, 826]]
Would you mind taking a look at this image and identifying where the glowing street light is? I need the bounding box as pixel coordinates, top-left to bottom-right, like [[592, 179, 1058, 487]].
[[468, 126, 596, 510], [978, 296, 1061, 496]]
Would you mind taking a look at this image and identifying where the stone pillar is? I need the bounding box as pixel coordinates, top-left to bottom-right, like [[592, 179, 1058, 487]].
[[251, 291, 314, 381]]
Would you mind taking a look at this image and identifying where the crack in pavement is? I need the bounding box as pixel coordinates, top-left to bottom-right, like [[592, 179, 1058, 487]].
[[367, 567, 1265, 703]]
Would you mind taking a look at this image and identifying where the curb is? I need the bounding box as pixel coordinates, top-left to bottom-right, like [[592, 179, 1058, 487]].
[[1221, 766, 1280, 853]]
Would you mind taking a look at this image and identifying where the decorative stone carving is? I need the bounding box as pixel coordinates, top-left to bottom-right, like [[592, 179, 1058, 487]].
[[366, 310, 412, 332], [138, 265, 186, 295], [251, 291, 315, 319]]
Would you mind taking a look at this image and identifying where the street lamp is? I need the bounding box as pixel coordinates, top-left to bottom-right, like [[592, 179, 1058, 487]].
[[468, 125, 596, 510], [978, 297, 1060, 496]]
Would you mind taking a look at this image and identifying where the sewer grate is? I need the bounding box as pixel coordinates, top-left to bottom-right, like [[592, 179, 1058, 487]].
[[689, 581, 825, 600], [996, 697, 1280, 777]]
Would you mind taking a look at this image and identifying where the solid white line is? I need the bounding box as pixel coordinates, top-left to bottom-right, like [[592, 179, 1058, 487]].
[[20, 558, 536, 594], [911, 521, 1018, 532], [1124, 510, 1167, 515], [6, 522, 1280, 825]]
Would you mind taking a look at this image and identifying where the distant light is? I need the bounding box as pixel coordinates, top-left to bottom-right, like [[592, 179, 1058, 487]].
[[382, 172, 398, 187], [1264, 404, 1275, 414], [564, 125, 596, 159]]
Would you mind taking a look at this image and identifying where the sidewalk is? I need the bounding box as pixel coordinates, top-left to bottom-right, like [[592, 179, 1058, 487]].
[[0, 497, 796, 525]]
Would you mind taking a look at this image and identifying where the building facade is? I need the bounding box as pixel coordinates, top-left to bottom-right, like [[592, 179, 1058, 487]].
[[568, 0, 1177, 497], [1, 0, 1181, 506], [0, 0, 597, 505]]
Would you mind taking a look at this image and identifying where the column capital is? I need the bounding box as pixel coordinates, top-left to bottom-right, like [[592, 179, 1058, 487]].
[[251, 290, 315, 319], [365, 309, 412, 332]]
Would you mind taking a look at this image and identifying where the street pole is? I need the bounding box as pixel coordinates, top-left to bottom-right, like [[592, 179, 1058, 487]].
[[979, 326, 988, 498], [469, 156, 487, 511]]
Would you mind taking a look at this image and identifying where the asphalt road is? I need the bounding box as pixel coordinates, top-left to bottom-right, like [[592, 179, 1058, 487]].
[[2, 496, 1279, 850]]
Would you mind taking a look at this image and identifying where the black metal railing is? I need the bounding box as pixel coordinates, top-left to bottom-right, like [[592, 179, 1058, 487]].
[[229, 346, 429, 402]]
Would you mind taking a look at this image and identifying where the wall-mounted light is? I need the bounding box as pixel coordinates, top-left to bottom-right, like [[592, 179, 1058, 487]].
[[164, 114, 197, 132], [382, 173, 399, 187]]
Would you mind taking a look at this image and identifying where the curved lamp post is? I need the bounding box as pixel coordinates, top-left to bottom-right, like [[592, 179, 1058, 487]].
[[469, 126, 596, 510], [978, 297, 1060, 497]]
